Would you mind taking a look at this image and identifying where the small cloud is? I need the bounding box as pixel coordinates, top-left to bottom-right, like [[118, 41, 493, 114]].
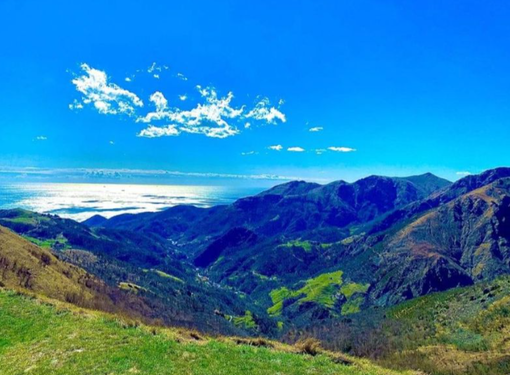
[[244, 122, 251, 129], [328, 146, 356, 153], [109, 140, 115, 145], [177, 73, 188, 81], [147, 62, 168, 74], [153, 74, 160, 79], [268, 145, 283, 151], [179, 94, 187, 101], [241, 151, 258, 156], [69, 99, 83, 110], [125, 77, 132, 82], [245, 98, 286, 124], [315, 148, 326, 155], [309, 126, 323, 132], [456, 171, 472, 176], [288, 146, 305, 152], [36, 136, 47, 141]]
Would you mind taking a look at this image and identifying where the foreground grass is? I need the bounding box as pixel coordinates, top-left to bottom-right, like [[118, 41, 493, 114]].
[[0, 289, 413, 375]]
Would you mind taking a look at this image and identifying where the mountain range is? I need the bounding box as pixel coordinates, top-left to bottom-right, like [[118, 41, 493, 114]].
[[2, 167, 510, 374]]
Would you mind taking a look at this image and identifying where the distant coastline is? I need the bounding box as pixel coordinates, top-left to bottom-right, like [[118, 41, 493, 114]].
[[0, 182, 262, 222]]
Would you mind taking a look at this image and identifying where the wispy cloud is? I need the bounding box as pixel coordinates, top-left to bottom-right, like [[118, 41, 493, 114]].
[[179, 94, 187, 101], [315, 148, 326, 155], [309, 126, 323, 132], [288, 146, 305, 152], [268, 145, 283, 151], [147, 62, 168, 74], [0, 167, 300, 182], [35, 136, 47, 141], [241, 151, 258, 156], [177, 73, 188, 81], [70, 63, 143, 116], [328, 146, 356, 153], [456, 171, 472, 176]]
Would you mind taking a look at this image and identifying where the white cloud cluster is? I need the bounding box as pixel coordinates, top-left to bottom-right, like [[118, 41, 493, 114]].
[[70, 63, 286, 139], [309, 126, 323, 132], [70, 64, 143, 116], [36, 136, 47, 141], [328, 146, 356, 153], [137, 86, 285, 139]]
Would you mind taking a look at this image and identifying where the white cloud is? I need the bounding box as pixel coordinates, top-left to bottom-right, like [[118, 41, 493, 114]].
[[179, 94, 187, 101], [153, 74, 160, 79], [109, 140, 115, 145], [138, 125, 180, 138], [177, 73, 188, 81], [36, 136, 47, 141], [244, 122, 251, 129], [456, 171, 472, 176], [70, 63, 143, 116], [268, 145, 283, 151], [125, 77, 132, 82], [241, 151, 258, 156], [315, 148, 326, 155], [328, 146, 356, 153], [245, 98, 286, 124], [309, 126, 323, 132], [288, 146, 305, 152]]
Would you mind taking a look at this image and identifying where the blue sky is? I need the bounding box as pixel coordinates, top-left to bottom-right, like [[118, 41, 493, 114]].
[[1, 0, 510, 186]]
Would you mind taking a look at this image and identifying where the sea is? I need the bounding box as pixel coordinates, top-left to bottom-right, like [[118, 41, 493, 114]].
[[0, 183, 263, 222]]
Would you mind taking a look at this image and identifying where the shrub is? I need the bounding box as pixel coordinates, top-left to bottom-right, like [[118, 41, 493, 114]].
[[296, 338, 322, 356]]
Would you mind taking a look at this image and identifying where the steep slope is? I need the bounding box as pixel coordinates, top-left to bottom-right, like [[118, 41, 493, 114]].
[[0, 225, 147, 317], [360, 176, 510, 306], [0, 289, 414, 375], [371, 167, 510, 234], [288, 276, 510, 375], [0, 209, 174, 269]]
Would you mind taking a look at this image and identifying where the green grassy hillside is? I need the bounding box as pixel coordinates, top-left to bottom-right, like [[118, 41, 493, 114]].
[[0, 289, 415, 375]]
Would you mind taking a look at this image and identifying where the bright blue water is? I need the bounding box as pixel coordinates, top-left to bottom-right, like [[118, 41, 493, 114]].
[[0, 183, 263, 222]]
